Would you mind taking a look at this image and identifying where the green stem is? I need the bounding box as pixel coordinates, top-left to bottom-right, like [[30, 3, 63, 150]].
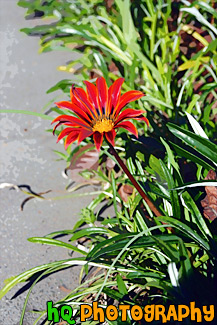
[[108, 143, 162, 218]]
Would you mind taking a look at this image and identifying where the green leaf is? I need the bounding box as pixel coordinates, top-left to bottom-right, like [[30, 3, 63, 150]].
[[168, 123, 217, 166], [102, 287, 124, 301], [153, 237, 179, 263], [135, 210, 150, 233], [148, 182, 170, 200], [180, 6, 217, 35], [144, 96, 173, 109], [117, 274, 128, 296], [181, 191, 212, 239], [159, 160, 181, 219], [88, 193, 106, 211], [115, 0, 138, 45], [111, 170, 119, 220], [129, 195, 141, 218], [173, 181, 217, 191], [88, 234, 179, 260], [53, 150, 68, 160], [126, 271, 164, 280], [149, 155, 165, 180], [178, 60, 198, 71], [69, 227, 116, 241], [0, 259, 73, 299], [186, 112, 208, 139], [157, 216, 210, 252], [200, 82, 217, 91], [197, 1, 217, 19], [28, 237, 87, 255], [0, 109, 53, 120], [186, 95, 201, 114], [170, 141, 213, 171], [45, 227, 115, 241], [178, 239, 192, 279], [47, 79, 73, 94], [160, 138, 180, 175]]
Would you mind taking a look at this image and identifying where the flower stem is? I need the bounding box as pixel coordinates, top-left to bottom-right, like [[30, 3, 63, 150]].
[[108, 143, 162, 218]]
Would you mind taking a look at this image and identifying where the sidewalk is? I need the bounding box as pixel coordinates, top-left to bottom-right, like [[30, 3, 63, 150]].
[[0, 1, 94, 323]]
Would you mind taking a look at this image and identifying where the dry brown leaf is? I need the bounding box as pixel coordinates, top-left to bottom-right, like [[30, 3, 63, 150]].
[[118, 184, 134, 202], [106, 157, 116, 170], [201, 170, 217, 221], [66, 144, 99, 183], [105, 0, 114, 10], [59, 285, 72, 294]]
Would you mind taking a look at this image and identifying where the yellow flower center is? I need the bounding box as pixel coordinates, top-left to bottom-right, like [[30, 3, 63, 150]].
[[92, 118, 114, 133]]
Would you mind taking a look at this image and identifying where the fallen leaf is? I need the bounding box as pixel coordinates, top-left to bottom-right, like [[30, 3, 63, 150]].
[[201, 170, 217, 221], [118, 184, 134, 202], [66, 144, 99, 183], [0, 183, 51, 210], [0, 182, 19, 191], [106, 157, 116, 170], [59, 285, 71, 293], [20, 189, 51, 211]]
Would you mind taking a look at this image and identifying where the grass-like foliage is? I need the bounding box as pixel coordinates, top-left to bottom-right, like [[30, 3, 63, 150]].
[[1, 0, 217, 323]]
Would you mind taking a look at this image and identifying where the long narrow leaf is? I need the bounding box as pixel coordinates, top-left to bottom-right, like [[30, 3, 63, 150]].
[[160, 160, 181, 219], [170, 141, 213, 171], [168, 123, 217, 166], [157, 216, 210, 252], [28, 237, 87, 255], [0, 109, 53, 120]]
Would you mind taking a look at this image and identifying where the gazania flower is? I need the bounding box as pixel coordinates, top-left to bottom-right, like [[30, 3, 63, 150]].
[[52, 77, 149, 150]]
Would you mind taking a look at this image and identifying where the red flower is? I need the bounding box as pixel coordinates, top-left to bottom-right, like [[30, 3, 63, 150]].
[[52, 77, 149, 151]]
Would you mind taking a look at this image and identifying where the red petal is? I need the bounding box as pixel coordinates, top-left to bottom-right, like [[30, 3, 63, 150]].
[[108, 78, 124, 115], [56, 101, 74, 110], [52, 115, 91, 130], [65, 131, 80, 149], [53, 121, 81, 135], [70, 86, 95, 119], [134, 115, 149, 126], [115, 108, 146, 124], [57, 127, 74, 142], [93, 132, 104, 151], [105, 129, 116, 147], [84, 80, 99, 116], [113, 90, 144, 117], [96, 77, 108, 116], [56, 101, 92, 123], [77, 129, 93, 145], [115, 121, 138, 138], [52, 121, 63, 134]]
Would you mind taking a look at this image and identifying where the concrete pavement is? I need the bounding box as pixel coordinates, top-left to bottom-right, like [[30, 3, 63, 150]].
[[0, 1, 95, 323]]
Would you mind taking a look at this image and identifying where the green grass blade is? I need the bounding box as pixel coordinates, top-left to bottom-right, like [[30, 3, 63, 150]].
[[170, 142, 214, 171], [181, 191, 212, 239], [28, 237, 87, 255], [157, 216, 210, 251], [168, 123, 217, 166], [0, 259, 80, 299], [160, 160, 181, 219], [0, 109, 53, 120]]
